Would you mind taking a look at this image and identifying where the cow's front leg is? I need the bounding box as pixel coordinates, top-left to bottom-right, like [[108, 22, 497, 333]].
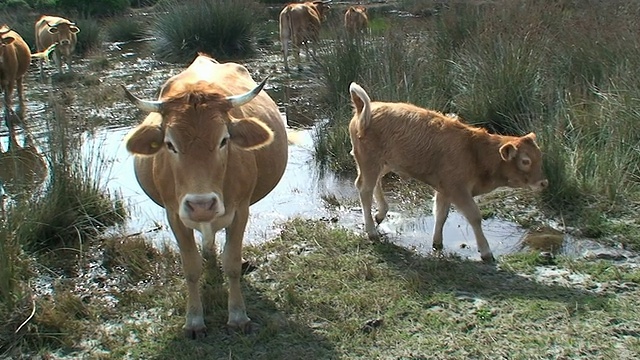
[[222, 205, 251, 332], [168, 212, 206, 338]]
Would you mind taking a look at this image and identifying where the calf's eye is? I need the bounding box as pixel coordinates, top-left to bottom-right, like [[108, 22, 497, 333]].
[[220, 137, 228, 148]]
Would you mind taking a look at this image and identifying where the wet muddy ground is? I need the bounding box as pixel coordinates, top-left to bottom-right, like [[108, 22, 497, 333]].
[[0, 17, 633, 262]]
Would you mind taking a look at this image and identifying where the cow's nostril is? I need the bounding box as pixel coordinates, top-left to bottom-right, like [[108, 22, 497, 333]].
[[540, 180, 549, 188]]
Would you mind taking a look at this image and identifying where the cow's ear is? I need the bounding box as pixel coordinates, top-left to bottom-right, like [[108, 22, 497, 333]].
[[125, 124, 164, 155], [499, 142, 518, 161], [69, 26, 80, 34], [228, 117, 274, 150], [1, 36, 15, 45]]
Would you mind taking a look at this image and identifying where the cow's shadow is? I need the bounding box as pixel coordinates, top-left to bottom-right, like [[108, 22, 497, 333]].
[[152, 258, 337, 359], [371, 238, 612, 307]]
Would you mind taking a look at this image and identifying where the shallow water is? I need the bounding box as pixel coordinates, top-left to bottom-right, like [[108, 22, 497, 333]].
[[0, 35, 614, 261]]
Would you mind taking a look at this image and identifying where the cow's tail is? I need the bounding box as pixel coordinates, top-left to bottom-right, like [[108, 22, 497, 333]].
[[349, 82, 372, 138]]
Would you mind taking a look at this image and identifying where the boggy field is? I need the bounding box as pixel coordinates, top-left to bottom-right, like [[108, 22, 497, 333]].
[[1, 0, 640, 358]]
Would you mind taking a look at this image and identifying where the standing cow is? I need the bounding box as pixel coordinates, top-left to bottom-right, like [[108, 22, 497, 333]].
[[122, 54, 288, 337], [348, 82, 548, 262], [35, 15, 80, 76], [279, 1, 330, 71], [0, 25, 30, 129], [344, 5, 368, 36]]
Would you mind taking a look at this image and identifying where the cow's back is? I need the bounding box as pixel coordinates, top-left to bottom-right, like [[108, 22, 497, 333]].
[[1, 30, 30, 78]]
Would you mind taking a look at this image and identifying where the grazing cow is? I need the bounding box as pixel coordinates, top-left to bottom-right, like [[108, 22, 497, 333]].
[[279, 1, 330, 71], [122, 54, 288, 337], [0, 25, 30, 129], [344, 6, 368, 35], [348, 82, 548, 262], [35, 15, 80, 75]]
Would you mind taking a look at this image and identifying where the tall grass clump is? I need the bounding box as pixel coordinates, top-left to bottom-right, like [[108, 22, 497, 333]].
[[105, 16, 148, 42], [74, 16, 103, 55], [151, 0, 260, 63], [314, 0, 640, 236]]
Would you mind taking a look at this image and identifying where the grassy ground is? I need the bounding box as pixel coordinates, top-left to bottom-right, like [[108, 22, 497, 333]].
[[5, 219, 639, 358]]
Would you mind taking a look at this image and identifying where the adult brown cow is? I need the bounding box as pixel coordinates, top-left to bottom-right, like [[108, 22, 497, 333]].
[[35, 15, 80, 75], [0, 25, 30, 129], [279, 1, 330, 71], [348, 82, 548, 262], [344, 5, 368, 35], [122, 54, 288, 338]]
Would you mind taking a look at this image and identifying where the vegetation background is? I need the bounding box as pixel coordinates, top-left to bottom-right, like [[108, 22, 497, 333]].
[[1, 0, 639, 358]]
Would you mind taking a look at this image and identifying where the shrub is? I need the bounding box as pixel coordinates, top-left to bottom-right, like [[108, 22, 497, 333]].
[[105, 16, 147, 42], [73, 16, 103, 55], [151, 0, 259, 63], [57, 0, 131, 16]]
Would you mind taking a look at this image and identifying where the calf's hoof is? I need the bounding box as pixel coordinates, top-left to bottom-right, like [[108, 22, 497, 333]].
[[432, 242, 443, 251], [183, 325, 207, 339]]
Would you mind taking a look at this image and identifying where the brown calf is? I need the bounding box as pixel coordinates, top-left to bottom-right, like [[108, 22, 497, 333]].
[[348, 82, 548, 262], [279, 1, 330, 71], [344, 6, 368, 35], [0, 25, 30, 129], [35, 15, 80, 75]]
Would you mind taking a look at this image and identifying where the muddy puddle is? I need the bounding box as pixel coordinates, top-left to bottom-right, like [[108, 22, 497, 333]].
[[0, 34, 622, 261]]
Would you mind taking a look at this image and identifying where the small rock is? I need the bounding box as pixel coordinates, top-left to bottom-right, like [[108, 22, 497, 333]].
[[361, 318, 383, 333]]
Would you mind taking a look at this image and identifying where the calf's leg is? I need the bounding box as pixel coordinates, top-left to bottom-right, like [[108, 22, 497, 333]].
[[449, 193, 494, 262], [355, 162, 381, 240], [432, 191, 451, 251], [373, 172, 389, 224]]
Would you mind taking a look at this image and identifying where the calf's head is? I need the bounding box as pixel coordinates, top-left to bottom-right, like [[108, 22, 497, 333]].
[[499, 132, 548, 190], [123, 78, 273, 227]]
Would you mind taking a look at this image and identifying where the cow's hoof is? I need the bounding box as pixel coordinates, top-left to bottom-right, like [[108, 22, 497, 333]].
[[432, 243, 443, 251], [227, 321, 254, 335], [184, 325, 207, 339], [367, 231, 380, 241], [374, 214, 385, 225], [481, 253, 496, 263]]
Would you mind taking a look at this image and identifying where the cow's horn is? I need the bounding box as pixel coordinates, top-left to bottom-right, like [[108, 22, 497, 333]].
[[121, 85, 163, 113], [46, 22, 56, 28], [226, 76, 269, 108]]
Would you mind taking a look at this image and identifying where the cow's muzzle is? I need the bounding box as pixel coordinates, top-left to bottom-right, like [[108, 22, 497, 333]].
[[530, 179, 549, 191], [60, 39, 71, 45], [180, 193, 223, 223]]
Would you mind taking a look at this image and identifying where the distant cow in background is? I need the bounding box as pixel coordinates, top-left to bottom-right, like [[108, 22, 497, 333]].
[[35, 15, 80, 75], [279, 1, 330, 71], [344, 6, 368, 35], [0, 25, 30, 128], [348, 82, 548, 262]]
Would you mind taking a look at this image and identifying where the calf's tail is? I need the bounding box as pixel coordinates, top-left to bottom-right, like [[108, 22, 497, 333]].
[[349, 82, 372, 138]]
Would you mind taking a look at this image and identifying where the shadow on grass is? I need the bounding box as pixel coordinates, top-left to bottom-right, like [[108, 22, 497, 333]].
[[152, 264, 336, 359], [371, 239, 609, 306]]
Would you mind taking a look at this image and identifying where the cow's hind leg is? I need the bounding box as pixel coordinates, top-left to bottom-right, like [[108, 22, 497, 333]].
[[355, 160, 382, 240], [450, 192, 494, 262], [432, 191, 451, 251], [16, 76, 25, 124], [222, 205, 251, 332], [168, 213, 207, 338]]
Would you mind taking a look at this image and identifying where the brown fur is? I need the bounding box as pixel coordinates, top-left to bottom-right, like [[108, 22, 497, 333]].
[[123, 54, 288, 337], [279, 1, 329, 71], [344, 6, 369, 35], [348, 82, 548, 262], [0, 25, 31, 128], [35, 15, 79, 75]]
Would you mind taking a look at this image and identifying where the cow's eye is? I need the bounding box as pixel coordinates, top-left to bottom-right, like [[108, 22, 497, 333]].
[[521, 158, 531, 167], [220, 137, 228, 148], [166, 141, 177, 153]]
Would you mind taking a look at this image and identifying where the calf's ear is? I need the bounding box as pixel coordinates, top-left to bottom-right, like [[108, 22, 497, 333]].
[[499, 142, 518, 161], [228, 117, 274, 150], [125, 125, 164, 155], [1, 36, 15, 45]]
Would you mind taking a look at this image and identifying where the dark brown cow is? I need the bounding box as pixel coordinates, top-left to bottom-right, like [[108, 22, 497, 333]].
[[35, 15, 80, 75], [344, 5, 368, 35], [122, 54, 288, 337], [279, 1, 330, 71], [348, 82, 548, 262], [0, 25, 30, 128]]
